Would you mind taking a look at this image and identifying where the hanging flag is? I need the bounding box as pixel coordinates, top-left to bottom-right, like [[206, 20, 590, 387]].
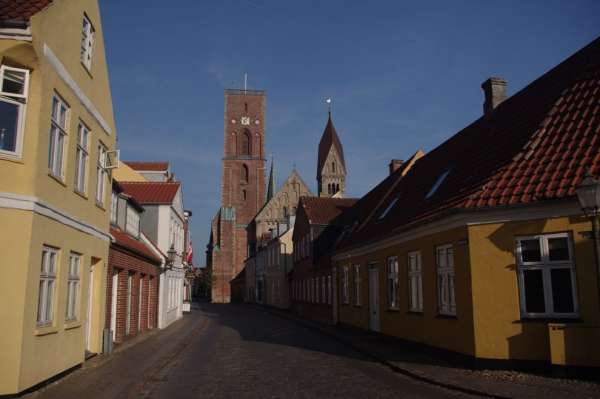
[[186, 240, 193, 265]]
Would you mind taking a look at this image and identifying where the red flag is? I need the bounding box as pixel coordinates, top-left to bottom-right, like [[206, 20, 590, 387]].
[[186, 240, 193, 264]]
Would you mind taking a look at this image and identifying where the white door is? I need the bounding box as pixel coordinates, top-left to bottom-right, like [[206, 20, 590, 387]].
[[86, 265, 94, 351], [110, 272, 118, 341], [369, 266, 380, 332]]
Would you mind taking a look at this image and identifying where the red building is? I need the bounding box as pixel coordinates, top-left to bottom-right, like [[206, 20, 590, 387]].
[[105, 182, 162, 344]]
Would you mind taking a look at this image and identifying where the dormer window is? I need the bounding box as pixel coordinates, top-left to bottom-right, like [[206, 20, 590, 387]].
[[0, 66, 29, 157], [126, 204, 140, 238], [379, 197, 399, 220], [425, 169, 451, 200], [81, 14, 95, 71]]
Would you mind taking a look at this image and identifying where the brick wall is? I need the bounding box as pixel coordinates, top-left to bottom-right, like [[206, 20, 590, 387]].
[[106, 245, 160, 344]]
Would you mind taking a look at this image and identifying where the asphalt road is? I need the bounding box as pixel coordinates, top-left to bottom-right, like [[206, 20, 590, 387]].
[[32, 303, 478, 399]]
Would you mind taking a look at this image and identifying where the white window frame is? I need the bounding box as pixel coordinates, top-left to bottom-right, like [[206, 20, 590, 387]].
[[110, 191, 118, 224], [342, 266, 350, 304], [516, 233, 578, 319], [387, 257, 399, 309], [37, 246, 58, 326], [408, 251, 423, 312], [74, 121, 89, 194], [96, 142, 107, 205], [126, 204, 140, 238], [66, 252, 81, 321], [81, 14, 95, 71], [48, 94, 69, 180], [0, 65, 29, 158], [436, 244, 456, 316], [353, 264, 361, 306]]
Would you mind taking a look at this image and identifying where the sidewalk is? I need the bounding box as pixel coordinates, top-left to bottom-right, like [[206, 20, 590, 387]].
[[256, 305, 600, 399]]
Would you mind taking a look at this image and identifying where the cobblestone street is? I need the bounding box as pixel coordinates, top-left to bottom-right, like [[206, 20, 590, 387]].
[[31, 303, 476, 399]]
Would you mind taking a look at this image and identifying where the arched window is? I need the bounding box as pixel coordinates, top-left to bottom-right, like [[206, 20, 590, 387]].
[[241, 189, 247, 201], [332, 161, 336, 173], [241, 130, 251, 155], [327, 184, 331, 194], [242, 164, 249, 183], [283, 206, 288, 218], [244, 102, 248, 113], [336, 184, 340, 193]]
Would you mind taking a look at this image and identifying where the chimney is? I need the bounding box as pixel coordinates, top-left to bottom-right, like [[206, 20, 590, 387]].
[[389, 159, 403, 175], [481, 77, 507, 116]]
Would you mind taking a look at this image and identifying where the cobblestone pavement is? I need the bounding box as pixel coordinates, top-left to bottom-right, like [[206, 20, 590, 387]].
[[32, 303, 479, 399]]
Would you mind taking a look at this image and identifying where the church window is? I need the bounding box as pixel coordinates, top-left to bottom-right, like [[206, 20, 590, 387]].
[[241, 189, 247, 201], [241, 130, 251, 155], [242, 164, 249, 183], [332, 161, 336, 173], [337, 184, 340, 193], [244, 102, 248, 113], [283, 206, 288, 218]]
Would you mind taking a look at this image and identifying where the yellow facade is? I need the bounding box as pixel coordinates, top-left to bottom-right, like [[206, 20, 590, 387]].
[[0, 0, 117, 394], [113, 162, 147, 182], [334, 210, 600, 367]]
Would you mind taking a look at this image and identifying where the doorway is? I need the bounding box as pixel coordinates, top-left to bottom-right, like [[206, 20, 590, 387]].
[[368, 264, 380, 332]]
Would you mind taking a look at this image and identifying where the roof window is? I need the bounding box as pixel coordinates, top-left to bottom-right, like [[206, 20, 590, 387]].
[[379, 197, 399, 220], [425, 169, 451, 200]]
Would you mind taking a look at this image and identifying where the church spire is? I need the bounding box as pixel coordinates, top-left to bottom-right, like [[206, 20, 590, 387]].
[[317, 102, 346, 198], [266, 156, 275, 203]]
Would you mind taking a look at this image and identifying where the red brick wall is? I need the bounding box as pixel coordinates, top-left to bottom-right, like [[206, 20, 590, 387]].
[[212, 91, 266, 303], [106, 245, 160, 343]]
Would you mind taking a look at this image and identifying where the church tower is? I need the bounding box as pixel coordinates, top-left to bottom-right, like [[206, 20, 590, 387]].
[[211, 88, 266, 303], [317, 112, 346, 197]]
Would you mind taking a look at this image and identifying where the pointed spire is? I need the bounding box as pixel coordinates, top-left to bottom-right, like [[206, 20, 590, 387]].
[[266, 156, 275, 203]]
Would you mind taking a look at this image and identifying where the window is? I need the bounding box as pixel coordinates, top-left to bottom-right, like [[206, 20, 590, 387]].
[[332, 161, 336, 173], [110, 192, 118, 224], [81, 15, 95, 70], [342, 266, 350, 304], [379, 197, 399, 220], [74, 122, 89, 194], [387, 257, 399, 309], [241, 130, 251, 155], [328, 275, 332, 304], [316, 278, 320, 303], [48, 94, 69, 179], [242, 164, 249, 183], [353, 265, 361, 306], [426, 169, 451, 200], [408, 252, 423, 312], [241, 189, 247, 201], [0, 66, 29, 157], [37, 247, 58, 326], [96, 143, 107, 205], [126, 204, 140, 237], [66, 253, 81, 321], [436, 245, 456, 316], [126, 273, 132, 335], [516, 234, 578, 318]]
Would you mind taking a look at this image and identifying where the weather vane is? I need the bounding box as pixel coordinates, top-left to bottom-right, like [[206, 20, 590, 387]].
[[326, 97, 332, 116]]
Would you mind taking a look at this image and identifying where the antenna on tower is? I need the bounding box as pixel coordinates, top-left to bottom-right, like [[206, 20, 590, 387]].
[[244, 73, 248, 94]]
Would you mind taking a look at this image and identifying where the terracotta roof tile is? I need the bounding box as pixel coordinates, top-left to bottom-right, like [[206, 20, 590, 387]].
[[337, 36, 600, 251], [300, 197, 358, 225], [119, 181, 180, 205], [124, 161, 170, 172], [0, 0, 52, 22], [110, 227, 162, 264]]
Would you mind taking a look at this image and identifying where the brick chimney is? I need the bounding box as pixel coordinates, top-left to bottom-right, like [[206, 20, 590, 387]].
[[389, 159, 403, 175], [481, 77, 507, 116]]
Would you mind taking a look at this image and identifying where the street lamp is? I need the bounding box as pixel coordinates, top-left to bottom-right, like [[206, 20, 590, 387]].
[[166, 244, 177, 270], [575, 175, 600, 303]]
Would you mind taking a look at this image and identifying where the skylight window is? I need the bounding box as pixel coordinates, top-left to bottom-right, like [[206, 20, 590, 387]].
[[425, 169, 451, 200], [379, 197, 399, 220]]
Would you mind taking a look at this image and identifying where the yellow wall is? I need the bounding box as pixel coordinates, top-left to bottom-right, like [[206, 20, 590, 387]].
[[113, 163, 147, 182], [468, 216, 600, 363], [335, 226, 476, 357], [0, 0, 116, 394]]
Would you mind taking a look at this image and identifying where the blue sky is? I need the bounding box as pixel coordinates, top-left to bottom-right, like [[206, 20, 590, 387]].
[[100, 1, 600, 263]]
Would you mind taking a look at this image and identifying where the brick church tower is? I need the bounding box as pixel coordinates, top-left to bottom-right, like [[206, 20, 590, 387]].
[[208, 89, 266, 303]]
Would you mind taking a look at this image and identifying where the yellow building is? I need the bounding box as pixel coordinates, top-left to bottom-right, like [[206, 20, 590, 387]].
[[0, 0, 117, 394], [332, 37, 600, 368]]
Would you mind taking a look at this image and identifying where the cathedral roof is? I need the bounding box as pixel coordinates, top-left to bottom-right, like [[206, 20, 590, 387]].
[[317, 114, 346, 174]]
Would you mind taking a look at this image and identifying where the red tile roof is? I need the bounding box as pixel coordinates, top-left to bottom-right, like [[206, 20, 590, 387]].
[[124, 161, 169, 172], [300, 197, 358, 225], [318, 115, 346, 173], [0, 0, 52, 21], [338, 36, 600, 251], [119, 181, 180, 205], [110, 227, 162, 264]]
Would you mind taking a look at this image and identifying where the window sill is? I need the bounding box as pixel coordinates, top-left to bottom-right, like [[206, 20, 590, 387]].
[[436, 314, 458, 320], [64, 320, 82, 330], [0, 152, 24, 163], [48, 172, 67, 187], [95, 202, 105, 211], [81, 62, 93, 79], [516, 317, 582, 324], [387, 307, 401, 312], [407, 310, 424, 316], [74, 189, 88, 200], [35, 325, 58, 336]]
